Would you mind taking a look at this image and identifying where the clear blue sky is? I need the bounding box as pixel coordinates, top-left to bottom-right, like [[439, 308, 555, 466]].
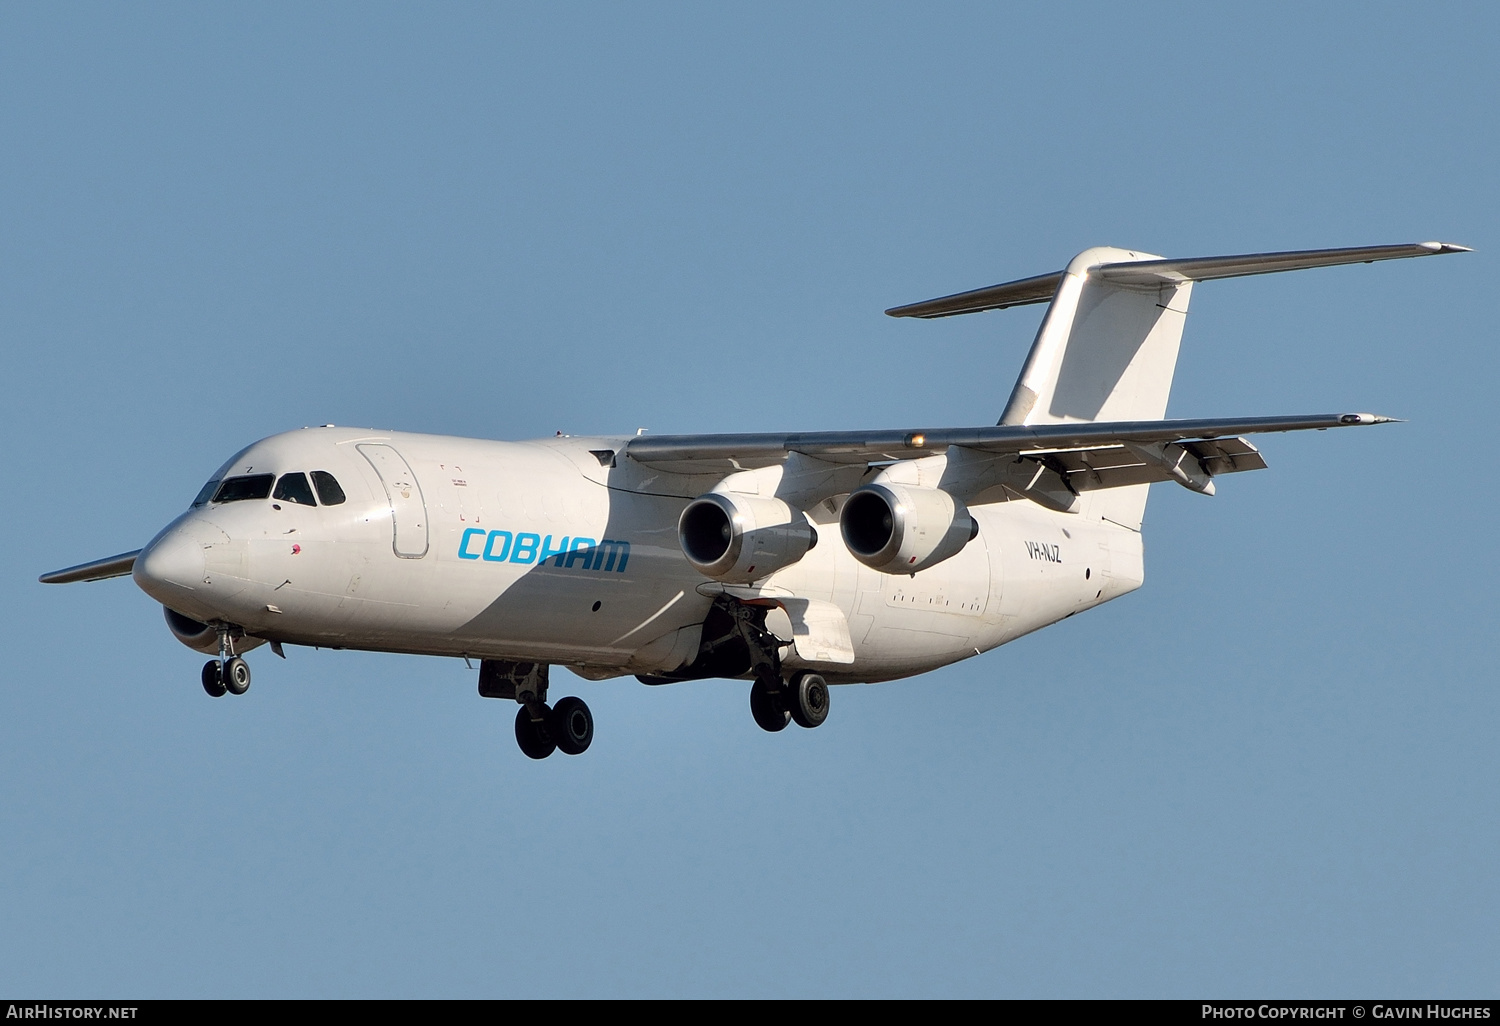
[[2, 3, 1495, 997]]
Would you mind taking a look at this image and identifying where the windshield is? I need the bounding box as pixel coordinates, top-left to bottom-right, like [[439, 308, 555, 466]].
[[311, 471, 346, 505], [273, 472, 318, 506], [191, 479, 221, 508], [212, 474, 275, 503]]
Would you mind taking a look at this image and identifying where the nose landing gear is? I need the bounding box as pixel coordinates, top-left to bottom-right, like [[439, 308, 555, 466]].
[[201, 624, 252, 698], [201, 659, 227, 698], [222, 657, 251, 695]]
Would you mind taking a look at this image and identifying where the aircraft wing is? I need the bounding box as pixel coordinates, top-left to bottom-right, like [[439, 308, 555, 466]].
[[40, 550, 141, 584], [623, 412, 1393, 474]]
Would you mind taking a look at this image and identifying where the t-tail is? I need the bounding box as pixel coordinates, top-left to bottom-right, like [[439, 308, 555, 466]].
[[887, 241, 1470, 529]]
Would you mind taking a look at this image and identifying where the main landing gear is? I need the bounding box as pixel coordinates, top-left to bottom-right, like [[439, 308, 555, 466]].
[[750, 672, 831, 733], [201, 625, 252, 698], [708, 596, 829, 734], [632, 595, 834, 737], [479, 659, 594, 759], [514, 696, 594, 759]]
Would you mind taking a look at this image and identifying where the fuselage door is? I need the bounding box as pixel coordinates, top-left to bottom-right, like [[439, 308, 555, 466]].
[[358, 443, 430, 558]]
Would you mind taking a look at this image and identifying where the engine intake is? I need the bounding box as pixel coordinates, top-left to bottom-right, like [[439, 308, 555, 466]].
[[678, 492, 815, 583], [840, 483, 976, 574]]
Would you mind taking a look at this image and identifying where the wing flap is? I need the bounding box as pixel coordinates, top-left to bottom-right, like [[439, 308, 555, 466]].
[[1182, 436, 1268, 476], [1044, 437, 1267, 493]]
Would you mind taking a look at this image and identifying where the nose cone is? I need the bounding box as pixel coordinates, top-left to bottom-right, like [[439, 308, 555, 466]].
[[133, 518, 223, 605]]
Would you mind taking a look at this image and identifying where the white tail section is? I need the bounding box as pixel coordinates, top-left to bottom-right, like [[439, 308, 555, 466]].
[[1000, 247, 1190, 530], [1000, 247, 1192, 428], [888, 243, 1470, 429], [882, 241, 1471, 530]]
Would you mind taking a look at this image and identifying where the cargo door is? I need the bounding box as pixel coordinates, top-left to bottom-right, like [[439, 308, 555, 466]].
[[358, 443, 430, 558]]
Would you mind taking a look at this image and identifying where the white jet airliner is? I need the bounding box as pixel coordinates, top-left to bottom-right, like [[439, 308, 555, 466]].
[[42, 242, 1468, 758]]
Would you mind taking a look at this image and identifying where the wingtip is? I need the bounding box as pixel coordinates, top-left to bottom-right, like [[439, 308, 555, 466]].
[[1419, 241, 1473, 254], [1339, 413, 1403, 425]]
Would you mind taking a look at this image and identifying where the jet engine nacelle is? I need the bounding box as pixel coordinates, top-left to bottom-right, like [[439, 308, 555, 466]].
[[678, 492, 816, 584], [163, 606, 265, 655], [839, 483, 976, 574]]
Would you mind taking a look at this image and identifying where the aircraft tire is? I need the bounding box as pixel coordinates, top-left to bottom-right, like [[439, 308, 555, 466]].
[[749, 678, 790, 732], [222, 657, 251, 695], [201, 660, 227, 698], [549, 696, 593, 756], [514, 706, 557, 760], [787, 673, 830, 729]]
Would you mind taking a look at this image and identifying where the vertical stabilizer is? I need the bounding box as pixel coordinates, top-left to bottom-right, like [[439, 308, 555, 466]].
[[1000, 246, 1192, 428], [999, 247, 1191, 529]]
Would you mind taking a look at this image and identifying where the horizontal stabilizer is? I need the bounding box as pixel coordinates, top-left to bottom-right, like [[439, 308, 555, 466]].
[[885, 271, 1063, 319], [886, 242, 1470, 319], [1094, 241, 1472, 286], [40, 550, 140, 584]]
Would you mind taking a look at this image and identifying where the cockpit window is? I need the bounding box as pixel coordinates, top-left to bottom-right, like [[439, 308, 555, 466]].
[[311, 471, 346, 506], [273, 472, 318, 506], [212, 474, 275, 503], [191, 480, 221, 508]]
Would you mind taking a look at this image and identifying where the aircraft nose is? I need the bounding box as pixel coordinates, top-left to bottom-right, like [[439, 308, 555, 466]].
[[132, 519, 224, 603]]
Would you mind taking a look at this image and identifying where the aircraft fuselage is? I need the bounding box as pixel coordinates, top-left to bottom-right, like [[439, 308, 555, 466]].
[[133, 426, 1142, 685]]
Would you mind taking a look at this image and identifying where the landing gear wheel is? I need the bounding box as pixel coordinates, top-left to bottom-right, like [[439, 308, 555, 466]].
[[222, 656, 251, 695], [549, 696, 593, 755], [515, 705, 557, 760], [788, 672, 830, 729], [201, 660, 226, 698], [750, 677, 790, 732]]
